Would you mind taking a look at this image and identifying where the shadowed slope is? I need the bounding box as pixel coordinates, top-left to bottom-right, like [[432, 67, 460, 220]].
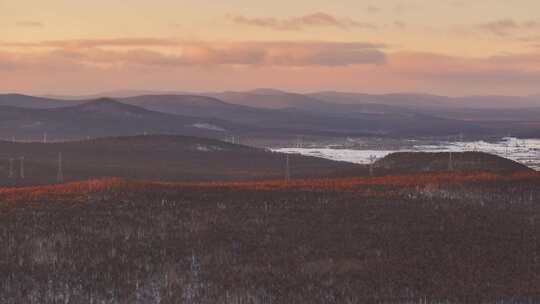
[[0, 135, 362, 186]]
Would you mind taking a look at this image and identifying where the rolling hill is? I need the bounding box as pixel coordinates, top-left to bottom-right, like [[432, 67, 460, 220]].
[[0, 93, 82, 108], [0, 134, 363, 186], [126, 94, 490, 137], [374, 151, 533, 174], [0, 98, 247, 141], [0, 94, 487, 139]]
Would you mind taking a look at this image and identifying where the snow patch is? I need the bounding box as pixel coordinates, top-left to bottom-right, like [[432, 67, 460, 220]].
[[193, 144, 226, 152], [273, 148, 395, 165], [192, 123, 226, 132]]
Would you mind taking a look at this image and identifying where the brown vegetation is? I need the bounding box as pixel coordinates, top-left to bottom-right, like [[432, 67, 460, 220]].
[[1, 172, 540, 303]]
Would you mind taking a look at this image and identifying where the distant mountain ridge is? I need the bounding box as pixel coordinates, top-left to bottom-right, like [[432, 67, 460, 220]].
[[0, 98, 245, 141], [0, 94, 82, 108], [1, 91, 540, 139]]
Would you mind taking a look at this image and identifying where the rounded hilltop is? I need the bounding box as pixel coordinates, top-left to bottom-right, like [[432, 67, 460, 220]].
[[374, 151, 533, 174]]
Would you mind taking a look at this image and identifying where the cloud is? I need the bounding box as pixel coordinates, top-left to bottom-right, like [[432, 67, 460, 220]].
[[4, 36, 540, 95], [394, 3, 418, 14], [366, 6, 381, 13], [229, 12, 377, 31], [3, 48, 540, 96], [478, 19, 540, 36], [0, 40, 387, 68], [16, 21, 44, 28], [0, 38, 180, 48]]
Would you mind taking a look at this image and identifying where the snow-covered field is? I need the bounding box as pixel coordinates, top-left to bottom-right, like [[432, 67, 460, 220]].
[[273, 137, 540, 170]]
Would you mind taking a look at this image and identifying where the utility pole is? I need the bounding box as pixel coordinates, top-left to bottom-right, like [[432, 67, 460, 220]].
[[8, 158, 14, 178], [448, 151, 453, 171], [19, 156, 24, 179], [57, 152, 64, 183], [369, 155, 377, 176], [285, 154, 290, 182], [43, 132, 47, 144]]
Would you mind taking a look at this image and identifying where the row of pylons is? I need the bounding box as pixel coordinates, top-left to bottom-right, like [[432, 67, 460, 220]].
[[6, 152, 63, 183]]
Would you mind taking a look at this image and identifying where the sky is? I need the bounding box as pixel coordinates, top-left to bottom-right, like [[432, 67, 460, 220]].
[[1, 0, 540, 96]]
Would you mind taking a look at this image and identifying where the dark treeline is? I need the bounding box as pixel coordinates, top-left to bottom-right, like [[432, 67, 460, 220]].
[[1, 175, 540, 303]]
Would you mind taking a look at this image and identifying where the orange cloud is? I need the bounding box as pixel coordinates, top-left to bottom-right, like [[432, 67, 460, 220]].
[[0, 40, 386, 67], [229, 12, 377, 31], [2, 38, 540, 96]]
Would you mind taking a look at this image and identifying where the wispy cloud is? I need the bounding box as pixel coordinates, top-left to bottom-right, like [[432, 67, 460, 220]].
[[3, 46, 540, 95], [0, 39, 387, 68], [228, 12, 377, 31], [478, 19, 540, 36], [15, 21, 44, 28], [366, 6, 381, 14], [0, 38, 180, 48]]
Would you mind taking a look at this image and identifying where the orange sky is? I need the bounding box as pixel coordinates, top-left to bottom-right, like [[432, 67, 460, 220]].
[[1, 0, 539, 95]]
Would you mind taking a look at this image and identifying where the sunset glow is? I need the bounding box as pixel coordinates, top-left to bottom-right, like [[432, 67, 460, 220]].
[[2, 0, 540, 95]]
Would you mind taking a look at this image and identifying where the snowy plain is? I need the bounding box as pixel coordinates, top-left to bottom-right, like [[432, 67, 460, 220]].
[[273, 137, 540, 170]]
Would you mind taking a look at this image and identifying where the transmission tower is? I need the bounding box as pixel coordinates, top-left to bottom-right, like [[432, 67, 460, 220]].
[[296, 136, 304, 148], [57, 152, 64, 183], [19, 156, 24, 179], [43, 132, 48, 144], [229, 135, 240, 145]]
